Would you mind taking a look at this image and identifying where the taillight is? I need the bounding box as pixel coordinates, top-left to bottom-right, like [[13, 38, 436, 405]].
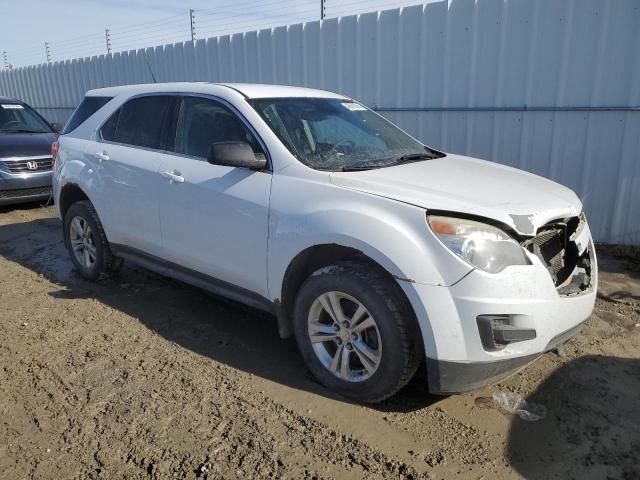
[[51, 141, 59, 166]]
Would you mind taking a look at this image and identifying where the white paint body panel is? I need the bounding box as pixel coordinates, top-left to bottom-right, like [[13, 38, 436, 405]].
[[89, 142, 169, 256], [331, 154, 583, 236], [53, 83, 597, 373], [157, 158, 272, 297]]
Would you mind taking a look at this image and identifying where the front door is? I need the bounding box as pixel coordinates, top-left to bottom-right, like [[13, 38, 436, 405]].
[[158, 96, 272, 297]]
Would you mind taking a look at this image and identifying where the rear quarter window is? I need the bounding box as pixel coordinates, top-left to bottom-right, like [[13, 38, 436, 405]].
[[62, 96, 113, 134], [100, 108, 120, 142]]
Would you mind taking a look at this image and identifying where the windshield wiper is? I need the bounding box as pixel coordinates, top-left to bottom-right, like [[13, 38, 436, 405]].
[[335, 150, 441, 172], [340, 165, 377, 172], [340, 155, 434, 171], [394, 152, 438, 164]]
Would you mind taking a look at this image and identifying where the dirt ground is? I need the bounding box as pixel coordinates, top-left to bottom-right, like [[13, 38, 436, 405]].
[[0, 204, 638, 480]]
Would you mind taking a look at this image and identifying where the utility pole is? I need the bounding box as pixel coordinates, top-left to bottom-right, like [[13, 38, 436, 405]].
[[2, 51, 8, 70], [321, 0, 326, 20], [190, 9, 196, 42], [105, 29, 112, 55], [44, 42, 51, 63]]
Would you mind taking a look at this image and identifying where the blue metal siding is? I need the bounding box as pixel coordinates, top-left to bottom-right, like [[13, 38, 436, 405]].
[[1, 0, 638, 243]]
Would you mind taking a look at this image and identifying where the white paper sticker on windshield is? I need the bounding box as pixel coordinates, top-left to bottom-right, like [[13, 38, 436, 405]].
[[1, 104, 24, 109], [343, 102, 366, 111]]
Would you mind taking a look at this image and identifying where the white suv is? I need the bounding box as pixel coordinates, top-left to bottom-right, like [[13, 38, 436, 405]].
[[53, 83, 596, 402]]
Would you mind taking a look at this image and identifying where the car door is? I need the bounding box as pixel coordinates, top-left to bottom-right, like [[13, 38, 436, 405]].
[[158, 95, 272, 297], [92, 95, 176, 256]]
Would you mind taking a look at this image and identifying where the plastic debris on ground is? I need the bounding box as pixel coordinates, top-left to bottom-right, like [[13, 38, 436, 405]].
[[492, 391, 547, 421]]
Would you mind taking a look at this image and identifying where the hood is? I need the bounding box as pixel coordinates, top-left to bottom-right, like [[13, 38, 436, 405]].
[[330, 154, 583, 236], [0, 132, 57, 158]]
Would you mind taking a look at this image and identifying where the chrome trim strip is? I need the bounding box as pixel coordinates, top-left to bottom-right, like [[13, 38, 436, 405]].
[[0, 155, 53, 161]]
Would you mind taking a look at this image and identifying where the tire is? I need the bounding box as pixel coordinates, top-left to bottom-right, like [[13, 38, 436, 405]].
[[293, 260, 422, 403], [63, 200, 123, 281]]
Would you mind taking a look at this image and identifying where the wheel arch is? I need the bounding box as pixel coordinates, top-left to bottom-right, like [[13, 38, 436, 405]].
[[276, 243, 418, 340], [58, 183, 91, 219]]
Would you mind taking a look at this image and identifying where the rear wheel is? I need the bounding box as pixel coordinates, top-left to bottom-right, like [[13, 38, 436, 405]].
[[63, 201, 122, 281], [293, 261, 421, 403]]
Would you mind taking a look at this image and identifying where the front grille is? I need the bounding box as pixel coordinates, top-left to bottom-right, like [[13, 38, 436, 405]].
[[0, 157, 53, 173], [522, 214, 593, 295], [0, 186, 52, 199]]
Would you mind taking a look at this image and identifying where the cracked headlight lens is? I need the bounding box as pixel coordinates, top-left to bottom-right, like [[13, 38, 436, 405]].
[[428, 215, 530, 273]]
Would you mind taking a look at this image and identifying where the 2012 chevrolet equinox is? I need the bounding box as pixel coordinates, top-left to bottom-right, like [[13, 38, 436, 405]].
[[53, 83, 596, 402]]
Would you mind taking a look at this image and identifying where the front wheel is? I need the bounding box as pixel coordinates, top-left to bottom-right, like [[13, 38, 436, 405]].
[[293, 261, 421, 403]]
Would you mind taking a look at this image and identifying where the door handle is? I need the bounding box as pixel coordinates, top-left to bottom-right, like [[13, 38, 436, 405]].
[[95, 151, 110, 162], [161, 170, 185, 184]]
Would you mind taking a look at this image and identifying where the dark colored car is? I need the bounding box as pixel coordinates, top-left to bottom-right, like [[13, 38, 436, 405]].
[[0, 96, 59, 206]]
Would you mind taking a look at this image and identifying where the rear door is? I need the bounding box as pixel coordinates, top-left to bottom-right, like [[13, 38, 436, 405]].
[[92, 95, 177, 256], [157, 95, 272, 297]]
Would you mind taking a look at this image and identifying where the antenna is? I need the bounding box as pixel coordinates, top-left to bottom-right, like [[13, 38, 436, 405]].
[[45, 42, 51, 63], [143, 54, 157, 83]]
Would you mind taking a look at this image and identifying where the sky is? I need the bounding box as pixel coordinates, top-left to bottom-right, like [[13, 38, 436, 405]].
[[0, 0, 433, 68]]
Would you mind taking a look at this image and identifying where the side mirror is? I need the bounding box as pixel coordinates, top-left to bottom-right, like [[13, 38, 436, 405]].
[[51, 122, 63, 134], [207, 142, 267, 170]]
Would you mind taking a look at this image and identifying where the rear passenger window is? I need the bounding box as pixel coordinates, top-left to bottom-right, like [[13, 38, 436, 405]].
[[114, 96, 173, 149], [174, 96, 264, 159], [62, 96, 112, 134], [100, 108, 120, 141]]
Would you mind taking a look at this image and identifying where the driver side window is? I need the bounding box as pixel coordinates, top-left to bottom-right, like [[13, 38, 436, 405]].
[[174, 96, 264, 160]]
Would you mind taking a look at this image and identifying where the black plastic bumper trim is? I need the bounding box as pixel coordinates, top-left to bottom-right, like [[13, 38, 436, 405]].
[[426, 319, 587, 394]]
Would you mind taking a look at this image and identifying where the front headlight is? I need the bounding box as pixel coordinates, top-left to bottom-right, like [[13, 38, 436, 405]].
[[427, 215, 530, 273]]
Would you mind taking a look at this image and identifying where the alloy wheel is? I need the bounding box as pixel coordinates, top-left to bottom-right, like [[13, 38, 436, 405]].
[[307, 291, 382, 382], [69, 216, 97, 269]]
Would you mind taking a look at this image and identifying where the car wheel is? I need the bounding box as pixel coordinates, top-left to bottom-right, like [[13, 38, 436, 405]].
[[293, 260, 421, 403], [63, 200, 122, 281]]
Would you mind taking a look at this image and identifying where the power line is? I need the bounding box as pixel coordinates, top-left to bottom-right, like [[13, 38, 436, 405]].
[[196, 7, 315, 23], [327, 0, 425, 15], [110, 31, 190, 47], [194, 7, 317, 31], [109, 12, 186, 33], [111, 25, 191, 42], [196, 0, 316, 16], [195, 15, 317, 33], [7, 1, 422, 67]]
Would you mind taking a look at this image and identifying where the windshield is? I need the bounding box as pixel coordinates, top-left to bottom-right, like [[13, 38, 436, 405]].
[[0, 103, 52, 133], [250, 97, 442, 171]]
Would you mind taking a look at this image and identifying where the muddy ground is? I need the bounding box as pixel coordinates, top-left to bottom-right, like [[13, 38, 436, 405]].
[[0, 204, 638, 480]]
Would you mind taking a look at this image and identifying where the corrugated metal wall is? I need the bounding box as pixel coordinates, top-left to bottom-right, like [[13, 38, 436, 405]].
[[1, 0, 639, 244]]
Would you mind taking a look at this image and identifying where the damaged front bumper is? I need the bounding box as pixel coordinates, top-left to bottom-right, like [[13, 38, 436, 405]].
[[400, 216, 597, 395], [522, 212, 594, 296]]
